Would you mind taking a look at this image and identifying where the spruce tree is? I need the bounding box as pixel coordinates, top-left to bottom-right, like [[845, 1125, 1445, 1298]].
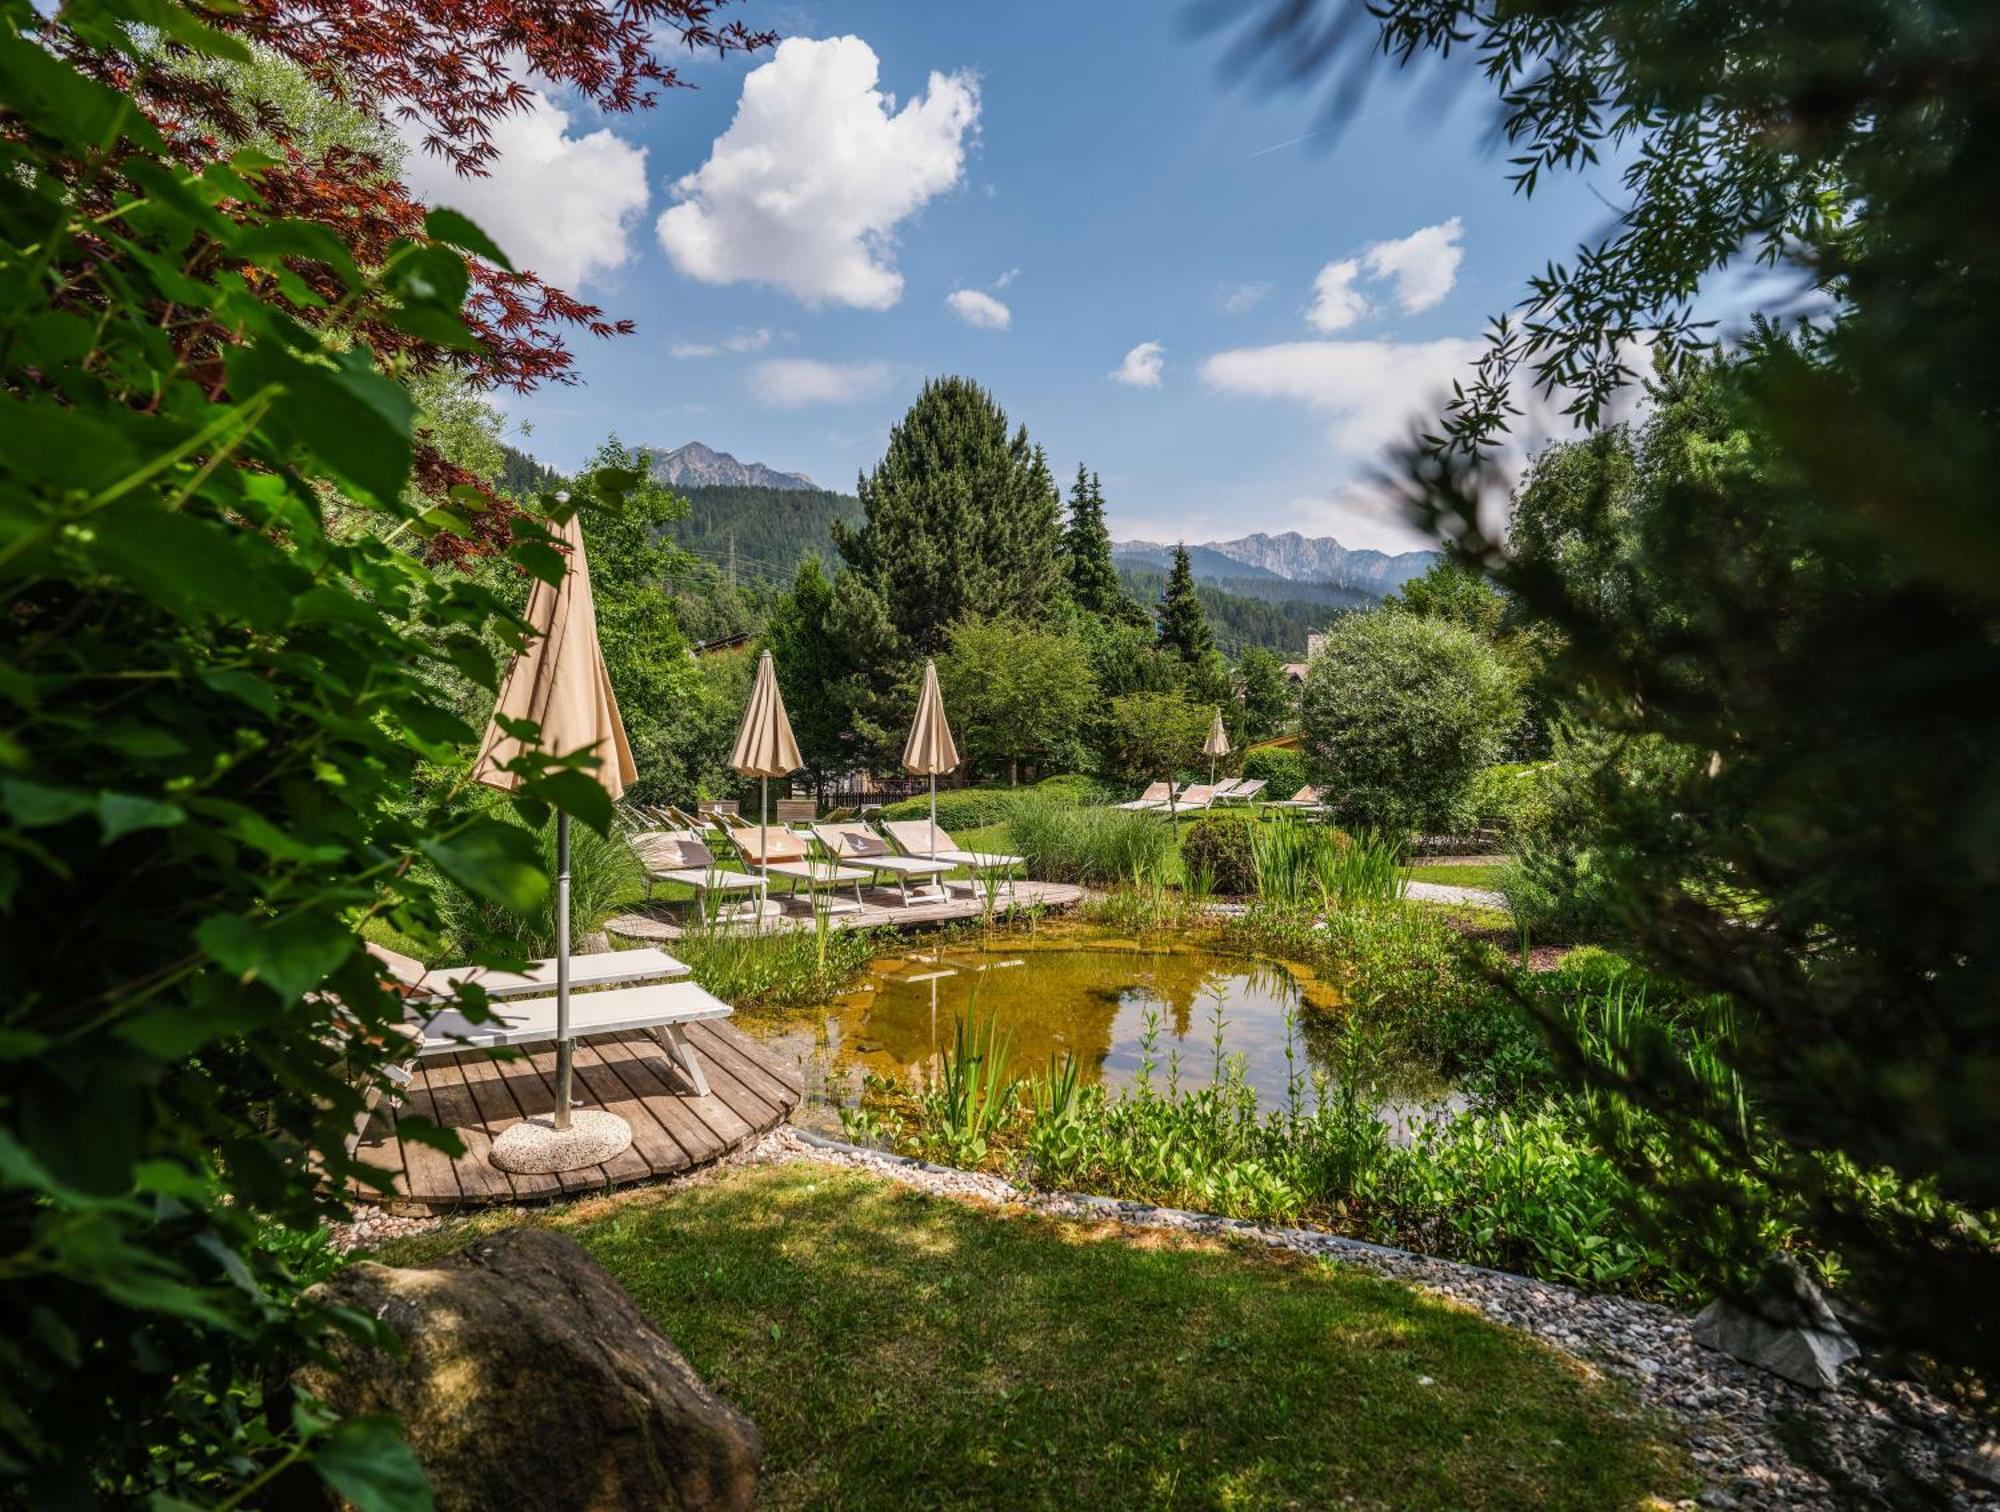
[[833, 376, 1065, 652], [1156, 542, 1214, 663], [1063, 464, 1124, 616]]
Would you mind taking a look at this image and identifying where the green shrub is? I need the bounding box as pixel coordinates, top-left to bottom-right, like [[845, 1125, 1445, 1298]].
[[879, 784, 1020, 830], [1242, 745, 1308, 797], [1007, 792, 1176, 884], [1470, 761, 1557, 840], [1031, 772, 1115, 805], [1180, 815, 1260, 894], [1301, 612, 1522, 836], [436, 810, 642, 958]]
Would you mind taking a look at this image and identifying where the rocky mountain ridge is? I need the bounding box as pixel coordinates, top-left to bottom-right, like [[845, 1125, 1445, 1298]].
[[641, 441, 815, 492]]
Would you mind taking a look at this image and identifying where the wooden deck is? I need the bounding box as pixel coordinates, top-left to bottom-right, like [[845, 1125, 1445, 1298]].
[[351, 1020, 802, 1211], [605, 879, 1087, 942]]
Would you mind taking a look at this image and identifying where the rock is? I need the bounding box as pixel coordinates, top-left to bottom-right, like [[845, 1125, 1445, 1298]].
[[296, 1228, 760, 1511], [577, 931, 611, 956], [1691, 1257, 1859, 1391], [1954, 1440, 2000, 1493]]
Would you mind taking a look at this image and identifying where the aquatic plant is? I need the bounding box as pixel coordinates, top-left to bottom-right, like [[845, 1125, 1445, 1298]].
[[921, 1004, 1021, 1164], [1005, 791, 1176, 885]]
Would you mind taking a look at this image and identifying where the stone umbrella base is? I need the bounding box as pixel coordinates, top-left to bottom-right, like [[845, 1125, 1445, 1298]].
[[490, 1110, 633, 1174]]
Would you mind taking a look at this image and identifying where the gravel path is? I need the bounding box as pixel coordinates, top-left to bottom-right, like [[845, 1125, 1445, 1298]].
[[1403, 878, 1511, 910]]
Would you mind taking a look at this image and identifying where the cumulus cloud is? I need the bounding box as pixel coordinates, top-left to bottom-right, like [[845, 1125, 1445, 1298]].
[[1220, 280, 1272, 314], [1199, 338, 1482, 455], [670, 328, 774, 359], [657, 36, 979, 309], [1306, 259, 1369, 333], [1363, 217, 1465, 314], [750, 357, 892, 407], [397, 90, 649, 289], [1111, 341, 1166, 388], [945, 289, 1011, 329]]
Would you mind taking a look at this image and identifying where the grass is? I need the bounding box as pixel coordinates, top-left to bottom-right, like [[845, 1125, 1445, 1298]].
[[1410, 861, 1512, 890], [378, 1163, 1687, 1509]]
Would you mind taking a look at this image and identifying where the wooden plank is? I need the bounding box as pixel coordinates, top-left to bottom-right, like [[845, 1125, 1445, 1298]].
[[425, 1057, 514, 1203], [495, 1045, 610, 1198], [686, 1021, 800, 1112], [714, 1020, 807, 1095], [393, 1068, 465, 1206], [581, 1037, 713, 1174], [349, 1103, 408, 1202], [662, 1032, 782, 1140], [450, 1052, 563, 1202], [565, 1041, 662, 1185], [595, 1033, 747, 1156]]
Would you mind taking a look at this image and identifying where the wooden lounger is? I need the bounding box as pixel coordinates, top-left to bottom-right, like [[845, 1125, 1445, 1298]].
[[721, 818, 872, 911], [813, 822, 955, 904], [629, 829, 771, 911], [879, 819, 1024, 896]]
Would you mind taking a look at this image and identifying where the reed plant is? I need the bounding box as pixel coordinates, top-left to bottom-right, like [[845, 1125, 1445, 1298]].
[[1005, 791, 1176, 885], [920, 1002, 1021, 1164], [673, 909, 878, 1009]]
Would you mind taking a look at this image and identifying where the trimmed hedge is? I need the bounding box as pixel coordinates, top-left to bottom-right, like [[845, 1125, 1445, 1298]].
[[1242, 746, 1309, 798], [877, 774, 1109, 830]]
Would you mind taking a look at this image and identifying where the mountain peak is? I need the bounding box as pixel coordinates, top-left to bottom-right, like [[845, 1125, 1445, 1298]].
[[642, 441, 816, 492], [1112, 530, 1439, 597]]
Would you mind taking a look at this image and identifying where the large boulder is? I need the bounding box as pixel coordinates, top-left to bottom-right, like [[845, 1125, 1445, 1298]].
[[1692, 1255, 1860, 1391], [297, 1228, 760, 1510]]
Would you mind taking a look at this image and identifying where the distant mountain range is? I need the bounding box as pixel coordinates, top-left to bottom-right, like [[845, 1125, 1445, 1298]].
[[1113, 530, 1440, 598], [641, 441, 816, 493]]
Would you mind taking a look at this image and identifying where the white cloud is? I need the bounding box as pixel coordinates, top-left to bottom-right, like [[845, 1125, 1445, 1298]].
[[1199, 338, 1482, 455], [1362, 217, 1464, 314], [1111, 340, 1166, 388], [670, 328, 773, 358], [1220, 280, 1272, 314], [657, 35, 979, 309], [398, 90, 648, 289], [993, 267, 1020, 289], [945, 288, 1011, 329], [749, 357, 892, 407], [1306, 258, 1369, 333]]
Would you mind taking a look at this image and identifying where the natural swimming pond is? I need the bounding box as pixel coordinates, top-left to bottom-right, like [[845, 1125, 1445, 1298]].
[[735, 937, 1453, 1130]]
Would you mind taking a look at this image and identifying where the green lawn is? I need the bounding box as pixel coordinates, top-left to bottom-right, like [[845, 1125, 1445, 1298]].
[[378, 1163, 1685, 1509], [1409, 861, 1512, 891]]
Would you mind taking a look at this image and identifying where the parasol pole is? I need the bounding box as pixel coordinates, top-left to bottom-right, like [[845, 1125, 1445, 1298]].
[[553, 811, 573, 1129]]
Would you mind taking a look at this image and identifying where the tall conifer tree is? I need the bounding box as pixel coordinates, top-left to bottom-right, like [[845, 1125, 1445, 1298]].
[[1156, 542, 1214, 662], [834, 376, 1065, 652], [1063, 464, 1124, 616]]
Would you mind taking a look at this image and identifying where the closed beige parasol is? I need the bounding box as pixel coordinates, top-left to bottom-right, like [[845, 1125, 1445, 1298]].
[[1203, 707, 1229, 784], [729, 650, 802, 906], [473, 510, 636, 1170], [901, 658, 960, 862]]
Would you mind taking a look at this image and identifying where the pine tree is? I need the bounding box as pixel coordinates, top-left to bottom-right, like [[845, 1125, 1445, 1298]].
[[1156, 542, 1214, 663], [833, 376, 1065, 652], [1064, 464, 1124, 616]]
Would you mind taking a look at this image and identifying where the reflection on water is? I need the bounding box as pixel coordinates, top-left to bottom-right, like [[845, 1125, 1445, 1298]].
[[734, 940, 1453, 1132]]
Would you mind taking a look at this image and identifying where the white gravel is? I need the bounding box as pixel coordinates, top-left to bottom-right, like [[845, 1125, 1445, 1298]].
[[1403, 878, 1511, 910]]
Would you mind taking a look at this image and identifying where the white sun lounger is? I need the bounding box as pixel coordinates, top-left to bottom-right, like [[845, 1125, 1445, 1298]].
[[372, 943, 691, 1003], [879, 819, 1024, 895], [813, 822, 956, 904], [630, 828, 771, 912], [717, 814, 872, 912], [1165, 784, 1218, 814], [1113, 781, 1172, 812], [1213, 778, 1268, 805], [1265, 784, 1328, 812]]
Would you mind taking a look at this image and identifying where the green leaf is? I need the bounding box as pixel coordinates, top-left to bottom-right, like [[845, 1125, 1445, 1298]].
[[225, 341, 412, 508], [510, 539, 566, 588], [521, 768, 615, 837], [201, 666, 280, 718], [2, 779, 94, 828], [98, 792, 186, 844], [423, 208, 514, 271], [312, 1416, 435, 1512], [419, 821, 547, 911], [197, 912, 355, 1004]]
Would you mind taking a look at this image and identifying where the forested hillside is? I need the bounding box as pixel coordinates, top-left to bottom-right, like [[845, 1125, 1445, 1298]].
[[672, 485, 863, 587], [1118, 567, 1344, 655]]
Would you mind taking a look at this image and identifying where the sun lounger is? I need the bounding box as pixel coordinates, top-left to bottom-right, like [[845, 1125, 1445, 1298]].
[[1264, 785, 1327, 812], [1114, 781, 1172, 812], [879, 819, 1024, 895], [1213, 778, 1268, 806], [1166, 784, 1218, 814], [382, 944, 691, 1003], [629, 827, 770, 912], [720, 816, 872, 911], [813, 822, 956, 904]]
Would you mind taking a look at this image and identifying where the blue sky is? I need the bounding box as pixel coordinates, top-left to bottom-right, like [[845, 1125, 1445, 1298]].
[[407, 2, 1631, 552]]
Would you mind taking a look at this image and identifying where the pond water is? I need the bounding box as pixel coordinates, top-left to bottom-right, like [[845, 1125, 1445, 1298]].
[[734, 937, 1453, 1131]]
